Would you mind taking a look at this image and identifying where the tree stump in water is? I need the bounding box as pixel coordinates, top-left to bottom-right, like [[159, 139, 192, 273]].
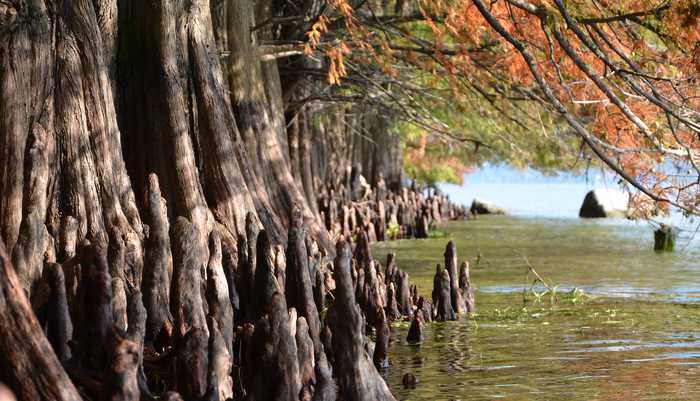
[[654, 224, 676, 252]]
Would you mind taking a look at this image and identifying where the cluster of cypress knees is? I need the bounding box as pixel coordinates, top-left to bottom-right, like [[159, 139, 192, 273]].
[[0, 178, 475, 401], [316, 176, 471, 242]]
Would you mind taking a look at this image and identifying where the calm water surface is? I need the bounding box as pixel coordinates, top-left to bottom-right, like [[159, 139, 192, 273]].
[[374, 177, 700, 400]]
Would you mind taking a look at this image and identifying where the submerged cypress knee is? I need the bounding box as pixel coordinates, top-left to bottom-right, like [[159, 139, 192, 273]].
[[406, 310, 425, 344], [372, 311, 390, 370], [385, 282, 400, 321], [396, 271, 412, 317], [329, 239, 396, 401], [417, 296, 433, 323], [445, 241, 466, 315], [432, 264, 455, 321], [459, 262, 476, 313]]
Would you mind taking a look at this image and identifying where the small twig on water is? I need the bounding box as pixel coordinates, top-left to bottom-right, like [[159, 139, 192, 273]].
[[523, 256, 554, 293]]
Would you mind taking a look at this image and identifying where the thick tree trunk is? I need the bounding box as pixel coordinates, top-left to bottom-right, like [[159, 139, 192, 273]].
[[226, 0, 328, 249], [0, 0, 437, 399]]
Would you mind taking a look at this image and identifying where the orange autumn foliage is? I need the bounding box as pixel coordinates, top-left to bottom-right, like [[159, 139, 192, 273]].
[[306, 0, 700, 216]]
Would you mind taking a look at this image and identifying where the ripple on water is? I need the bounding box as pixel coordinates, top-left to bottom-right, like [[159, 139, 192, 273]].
[[375, 217, 700, 401]]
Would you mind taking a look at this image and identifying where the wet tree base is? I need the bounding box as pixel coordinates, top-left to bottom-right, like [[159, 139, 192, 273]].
[[0, 182, 474, 401]]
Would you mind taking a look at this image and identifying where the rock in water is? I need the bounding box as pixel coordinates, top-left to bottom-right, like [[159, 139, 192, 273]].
[[579, 188, 629, 218], [470, 198, 506, 215]]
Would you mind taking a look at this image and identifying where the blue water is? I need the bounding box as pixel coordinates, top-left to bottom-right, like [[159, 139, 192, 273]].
[[438, 164, 623, 218], [438, 163, 700, 242]]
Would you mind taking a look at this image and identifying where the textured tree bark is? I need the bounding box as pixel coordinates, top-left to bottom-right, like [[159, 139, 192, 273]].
[[372, 311, 390, 370], [44, 262, 74, 363], [0, 240, 82, 401], [227, 0, 330, 249], [126, 291, 151, 398], [205, 232, 235, 359], [406, 309, 425, 344], [78, 240, 116, 371], [459, 262, 476, 313], [205, 317, 233, 401], [143, 174, 174, 344], [396, 271, 413, 317], [246, 292, 302, 401], [329, 240, 396, 401], [286, 207, 323, 356], [172, 218, 208, 340], [0, 0, 53, 255], [432, 264, 456, 321], [445, 241, 467, 315], [105, 338, 140, 401], [0, 0, 473, 399], [296, 317, 316, 401], [253, 230, 282, 321]]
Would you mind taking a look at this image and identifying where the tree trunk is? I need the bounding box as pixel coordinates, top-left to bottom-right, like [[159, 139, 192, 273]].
[[0, 0, 421, 399], [226, 0, 329, 249]]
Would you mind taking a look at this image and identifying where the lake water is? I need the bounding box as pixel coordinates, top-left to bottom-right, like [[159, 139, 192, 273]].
[[373, 165, 700, 400]]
